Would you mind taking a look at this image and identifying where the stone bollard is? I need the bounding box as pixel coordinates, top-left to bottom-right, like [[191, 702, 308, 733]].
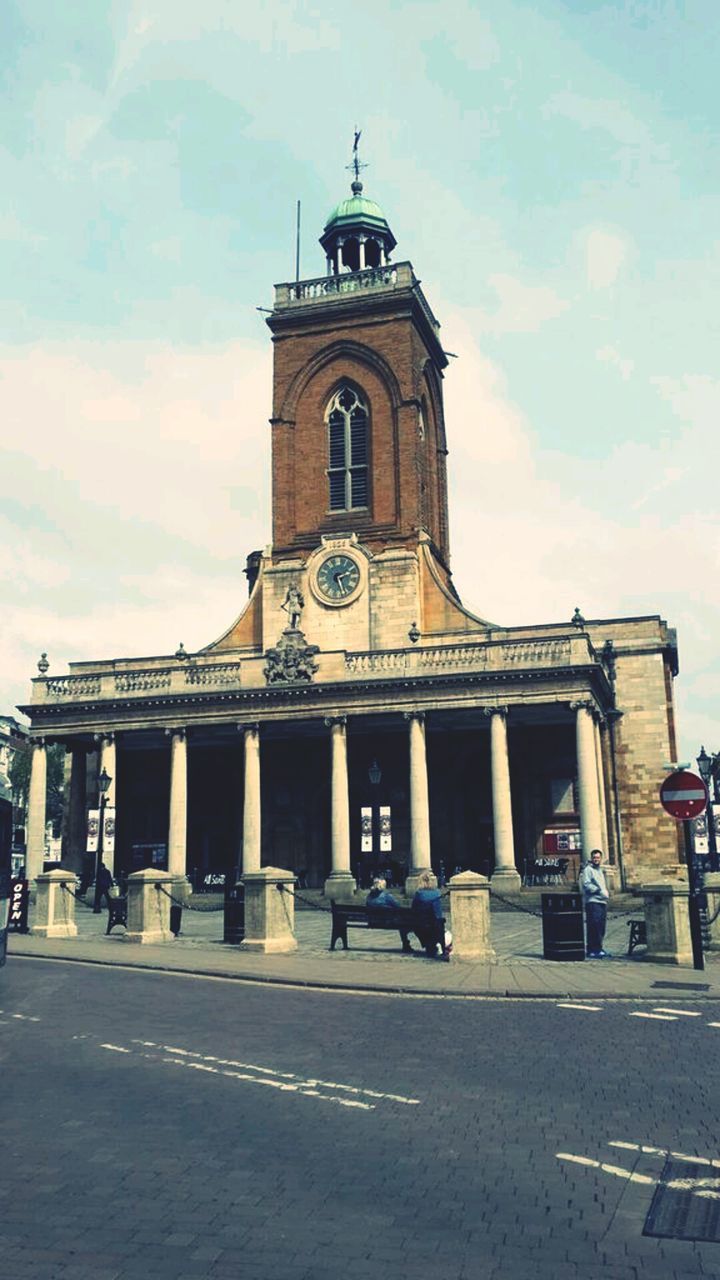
[[241, 866, 297, 953], [447, 871, 496, 962], [123, 869, 174, 944], [703, 872, 720, 951], [32, 869, 79, 938], [641, 882, 693, 965]]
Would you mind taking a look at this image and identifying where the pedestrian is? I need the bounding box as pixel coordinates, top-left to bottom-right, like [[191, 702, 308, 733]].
[[95, 860, 114, 909], [366, 876, 400, 910], [366, 877, 413, 952], [411, 872, 450, 961], [580, 848, 610, 958]]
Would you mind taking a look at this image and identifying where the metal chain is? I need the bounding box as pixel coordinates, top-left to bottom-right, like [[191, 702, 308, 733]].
[[60, 883, 96, 910], [277, 884, 332, 913], [489, 888, 544, 918], [155, 885, 223, 912]]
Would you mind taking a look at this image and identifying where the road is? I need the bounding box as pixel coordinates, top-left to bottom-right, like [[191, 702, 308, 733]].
[[2, 958, 720, 1279]]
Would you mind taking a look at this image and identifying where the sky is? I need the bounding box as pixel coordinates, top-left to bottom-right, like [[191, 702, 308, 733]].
[[1, 0, 718, 764]]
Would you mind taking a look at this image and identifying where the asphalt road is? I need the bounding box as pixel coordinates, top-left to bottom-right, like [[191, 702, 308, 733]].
[[3, 958, 720, 1280]]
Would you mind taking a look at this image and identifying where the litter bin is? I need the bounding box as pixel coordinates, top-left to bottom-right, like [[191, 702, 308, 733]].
[[224, 869, 245, 944], [169, 903, 182, 937], [541, 892, 585, 961]]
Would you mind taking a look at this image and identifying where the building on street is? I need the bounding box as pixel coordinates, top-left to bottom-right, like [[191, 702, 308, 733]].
[[18, 161, 681, 893]]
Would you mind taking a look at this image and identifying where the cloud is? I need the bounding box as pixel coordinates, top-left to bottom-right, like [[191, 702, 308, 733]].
[[441, 307, 720, 758], [596, 344, 634, 380], [583, 227, 629, 289], [0, 339, 271, 714], [472, 273, 569, 335]]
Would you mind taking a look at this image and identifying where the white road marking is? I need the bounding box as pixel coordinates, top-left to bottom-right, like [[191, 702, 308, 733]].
[[556, 1153, 655, 1185], [556, 1003, 603, 1012], [664, 1176, 720, 1200], [629, 1012, 676, 1021], [133, 1039, 420, 1106], [97, 1038, 421, 1112], [0, 1010, 41, 1022], [652, 1007, 701, 1017], [609, 1141, 720, 1168], [707, 1022, 720, 1028]]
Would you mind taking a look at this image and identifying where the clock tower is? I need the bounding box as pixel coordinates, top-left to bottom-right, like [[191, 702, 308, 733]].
[[267, 175, 451, 572], [209, 159, 492, 658]]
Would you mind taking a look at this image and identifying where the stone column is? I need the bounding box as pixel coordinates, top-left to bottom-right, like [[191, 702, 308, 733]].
[[448, 871, 496, 961], [26, 736, 47, 883], [485, 707, 521, 891], [166, 728, 188, 881], [593, 715, 610, 857], [405, 711, 435, 895], [358, 235, 366, 270], [642, 882, 693, 965], [96, 733, 117, 876], [324, 716, 355, 899], [242, 723, 261, 875], [64, 744, 87, 877], [123, 869, 174, 944], [241, 866, 297, 953], [572, 701, 604, 860], [32, 869, 78, 938]]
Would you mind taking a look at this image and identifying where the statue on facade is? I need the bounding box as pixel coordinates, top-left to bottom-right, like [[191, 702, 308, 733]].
[[281, 583, 304, 631]]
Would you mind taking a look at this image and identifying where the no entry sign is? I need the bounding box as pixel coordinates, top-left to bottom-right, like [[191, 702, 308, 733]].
[[660, 770, 708, 821]]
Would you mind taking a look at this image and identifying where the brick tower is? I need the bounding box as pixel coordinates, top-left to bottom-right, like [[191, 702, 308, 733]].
[[266, 174, 451, 575]]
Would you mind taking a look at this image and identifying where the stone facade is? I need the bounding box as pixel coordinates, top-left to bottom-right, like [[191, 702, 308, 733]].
[[18, 177, 681, 894]]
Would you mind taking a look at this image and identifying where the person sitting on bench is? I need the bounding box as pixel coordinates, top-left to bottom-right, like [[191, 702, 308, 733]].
[[366, 876, 400, 910], [411, 872, 449, 960], [366, 877, 413, 953]]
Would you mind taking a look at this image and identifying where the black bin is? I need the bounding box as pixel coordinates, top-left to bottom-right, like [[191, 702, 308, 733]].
[[224, 871, 245, 945], [541, 892, 585, 961], [169, 904, 182, 937]]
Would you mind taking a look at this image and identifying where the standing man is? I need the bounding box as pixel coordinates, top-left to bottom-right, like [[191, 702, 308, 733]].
[[580, 848, 610, 958]]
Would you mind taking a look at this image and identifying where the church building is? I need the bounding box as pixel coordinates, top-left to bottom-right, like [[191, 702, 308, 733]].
[[20, 162, 682, 894]]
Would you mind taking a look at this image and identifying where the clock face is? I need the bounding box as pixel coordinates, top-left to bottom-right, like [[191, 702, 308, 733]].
[[315, 553, 362, 603]]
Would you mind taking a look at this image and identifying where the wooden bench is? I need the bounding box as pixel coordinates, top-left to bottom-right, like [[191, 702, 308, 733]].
[[106, 895, 128, 935], [330, 902, 416, 952], [330, 901, 446, 954], [627, 918, 647, 955]]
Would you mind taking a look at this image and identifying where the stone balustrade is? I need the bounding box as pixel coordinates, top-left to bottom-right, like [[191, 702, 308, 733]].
[[31, 633, 589, 707]]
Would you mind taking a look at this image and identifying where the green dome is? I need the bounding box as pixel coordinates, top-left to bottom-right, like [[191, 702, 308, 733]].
[[324, 192, 389, 233]]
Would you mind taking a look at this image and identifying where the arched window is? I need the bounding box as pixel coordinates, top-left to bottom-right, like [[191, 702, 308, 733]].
[[326, 384, 369, 511]]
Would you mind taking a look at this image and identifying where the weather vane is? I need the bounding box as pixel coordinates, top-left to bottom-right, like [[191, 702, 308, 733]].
[[346, 127, 368, 185]]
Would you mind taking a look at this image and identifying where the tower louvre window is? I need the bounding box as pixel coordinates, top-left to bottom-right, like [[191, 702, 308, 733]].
[[326, 385, 369, 511]]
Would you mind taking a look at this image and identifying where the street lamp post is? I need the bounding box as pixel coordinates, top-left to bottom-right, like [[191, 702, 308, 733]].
[[697, 747, 719, 873], [92, 766, 112, 914]]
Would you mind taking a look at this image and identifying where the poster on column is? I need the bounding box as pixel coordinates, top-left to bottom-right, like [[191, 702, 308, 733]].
[[360, 807, 373, 853], [86, 809, 99, 854], [379, 805, 392, 852], [103, 807, 116, 856]]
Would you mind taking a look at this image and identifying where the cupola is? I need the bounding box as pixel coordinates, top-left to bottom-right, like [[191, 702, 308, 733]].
[[319, 138, 397, 275]]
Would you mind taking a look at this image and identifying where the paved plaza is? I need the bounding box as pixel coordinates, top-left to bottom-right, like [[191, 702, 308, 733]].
[[11, 890, 720, 999]]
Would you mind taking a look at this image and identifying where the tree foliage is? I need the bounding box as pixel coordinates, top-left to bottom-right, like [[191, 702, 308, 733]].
[[9, 742, 66, 835]]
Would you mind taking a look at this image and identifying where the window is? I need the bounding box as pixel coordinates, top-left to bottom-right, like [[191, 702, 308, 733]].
[[326, 385, 369, 511]]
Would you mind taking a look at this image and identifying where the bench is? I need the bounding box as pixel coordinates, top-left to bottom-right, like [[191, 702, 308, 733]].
[[330, 901, 446, 955], [627, 918, 647, 955], [106, 894, 128, 935], [330, 902, 416, 952]]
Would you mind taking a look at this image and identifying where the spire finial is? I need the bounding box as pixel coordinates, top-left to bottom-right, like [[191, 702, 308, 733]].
[[346, 127, 368, 193]]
